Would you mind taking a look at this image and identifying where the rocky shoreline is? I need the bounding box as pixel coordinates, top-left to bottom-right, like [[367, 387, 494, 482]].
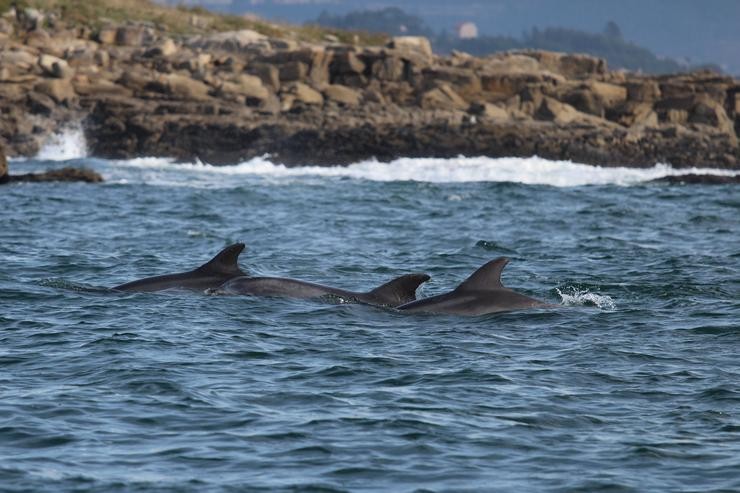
[[1, 7, 739, 168]]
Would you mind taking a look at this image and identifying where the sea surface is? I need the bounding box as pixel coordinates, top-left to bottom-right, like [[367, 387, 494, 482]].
[[1, 131, 739, 492]]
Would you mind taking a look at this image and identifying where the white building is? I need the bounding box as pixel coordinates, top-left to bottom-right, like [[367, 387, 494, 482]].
[[457, 22, 478, 40]]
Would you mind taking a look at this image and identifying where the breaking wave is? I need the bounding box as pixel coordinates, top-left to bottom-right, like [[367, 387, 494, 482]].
[[103, 155, 740, 188], [36, 126, 89, 161]]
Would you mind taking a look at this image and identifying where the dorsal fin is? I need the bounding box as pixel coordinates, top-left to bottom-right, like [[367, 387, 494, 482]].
[[195, 243, 246, 276], [457, 257, 509, 291], [367, 273, 431, 306]]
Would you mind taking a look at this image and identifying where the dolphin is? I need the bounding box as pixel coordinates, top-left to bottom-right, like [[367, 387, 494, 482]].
[[113, 243, 247, 292], [208, 273, 431, 307], [396, 257, 552, 316]]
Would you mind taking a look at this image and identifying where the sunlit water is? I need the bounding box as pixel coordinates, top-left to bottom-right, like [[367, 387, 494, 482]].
[[1, 134, 739, 492]]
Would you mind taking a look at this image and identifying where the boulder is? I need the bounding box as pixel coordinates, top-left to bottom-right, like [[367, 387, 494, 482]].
[[1, 49, 38, 73], [481, 72, 563, 99], [482, 54, 542, 73], [96, 26, 117, 45], [7, 167, 103, 184], [0, 141, 7, 184], [468, 102, 510, 120], [286, 82, 323, 106], [536, 97, 602, 125], [249, 63, 281, 91], [218, 74, 272, 106], [187, 30, 268, 52], [525, 51, 607, 79], [115, 25, 151, 46], [161, 73, 211, 101], [34, 79, 76, 104], [689, 96, 736, 137], [279, 61, 308, 82], [145, 38, 177, 57], [387, 36, 433, 62], [38, 54, 73, 79], [323, 84, 361, 106], [423, 67, 481, 95], [626, 81, 661, 102], [420, 83, 467, 111], [369, 54, 405, 82]]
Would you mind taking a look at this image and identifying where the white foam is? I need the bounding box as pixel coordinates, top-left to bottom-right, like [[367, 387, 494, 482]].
[[36, 126, 88, 161], [556, 287, 617, 311], [103, 155, 740, 188]]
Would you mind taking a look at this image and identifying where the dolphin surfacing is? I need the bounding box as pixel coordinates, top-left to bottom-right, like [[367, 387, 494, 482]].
[[396, 257, 551, 316], [113, 243, 247, 292], [209, 273, 431, 307]]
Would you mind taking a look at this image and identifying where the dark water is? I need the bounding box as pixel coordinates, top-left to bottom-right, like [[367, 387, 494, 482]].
[[1, 157, 739, 492]]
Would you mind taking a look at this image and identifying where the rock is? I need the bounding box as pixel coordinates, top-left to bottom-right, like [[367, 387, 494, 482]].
[[24, 29, 52, 49], [249, 63, 281, 91], [482, 54, 542, 73], [7, 167, 103, 184], [626, 81, 661, 102], [536, 97, 601, 125], [34, 79, 76, 104], [651, 174, 740, 185], [526, 51, 607, 79], [115, 25, 151, 46], [161, 73, 211, 101], [286, 82, 323, 106], [469, 102, 509, 120], [0, 18, 14, 36], [587, 81, 627, 107], [387, 36, 433, 62], [420, 83, 467, 111], [611, 102, 659, 128], [0, 49, 37, 73], [38, 54, 73, 79], [26, 91, 56, 115], [94, 50, 110, 67], [481, 72, 563, 99], [187, 30, 268, 52], [423, 67, 481, 95], [323, 84, 361, 107], [689, 96, 736, 137], [145, 38, 177, 57], [217, 74, 272, 106], [279, 61, 308, 82], [96, 26, 118, 45], [0, 141, 8, 184], [18, 8, 43, 31], [369, 55, 405, 82], [331, 50, 366, 75]]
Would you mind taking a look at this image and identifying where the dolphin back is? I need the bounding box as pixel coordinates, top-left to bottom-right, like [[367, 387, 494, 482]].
[[362, 273, 431, 306], [113, 243, 247, 292]]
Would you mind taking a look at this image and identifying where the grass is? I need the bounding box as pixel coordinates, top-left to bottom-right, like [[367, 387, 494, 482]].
[[0, 0, 388, 45]]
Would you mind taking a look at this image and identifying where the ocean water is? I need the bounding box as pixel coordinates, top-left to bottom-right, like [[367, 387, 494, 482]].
[[1, 131, 739, 492]]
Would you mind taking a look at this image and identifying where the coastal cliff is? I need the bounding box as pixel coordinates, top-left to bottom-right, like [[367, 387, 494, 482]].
[[1, 3, 739, 168]]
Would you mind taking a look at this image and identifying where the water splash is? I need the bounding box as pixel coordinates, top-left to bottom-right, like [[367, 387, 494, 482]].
[[36, 126, 89, 161], [556, 287, 617, 311], [104, 155, 740, 188]]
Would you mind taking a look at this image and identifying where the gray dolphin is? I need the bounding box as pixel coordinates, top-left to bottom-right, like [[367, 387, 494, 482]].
[[396, 257, 552, 316], [113, 243, 247, 292], [209, 273, 431, 307]]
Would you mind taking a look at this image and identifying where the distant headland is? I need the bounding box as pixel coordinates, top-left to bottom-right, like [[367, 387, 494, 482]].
[[0, 0, 738, 168]]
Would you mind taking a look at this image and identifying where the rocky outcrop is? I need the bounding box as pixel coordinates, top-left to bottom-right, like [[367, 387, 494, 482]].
[[650, 174, 740, 184], [6, 166, 103, 183], [0, 141, 8, 183], [0, 10, 739, 169]]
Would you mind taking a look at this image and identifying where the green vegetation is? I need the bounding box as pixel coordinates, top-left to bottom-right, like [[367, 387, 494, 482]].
[[0, 0, 386, 45]]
